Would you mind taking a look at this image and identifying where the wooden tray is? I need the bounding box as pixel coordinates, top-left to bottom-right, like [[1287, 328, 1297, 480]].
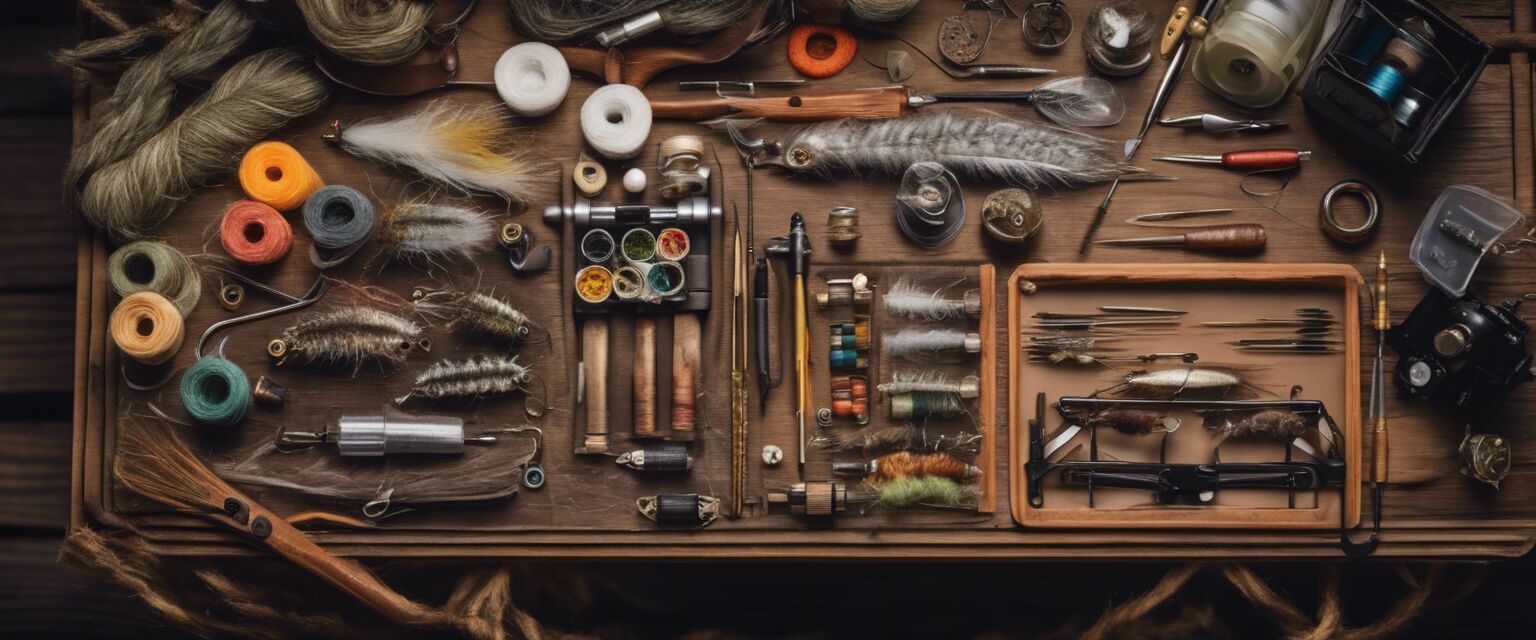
[[1007, 263, 1362, 529]]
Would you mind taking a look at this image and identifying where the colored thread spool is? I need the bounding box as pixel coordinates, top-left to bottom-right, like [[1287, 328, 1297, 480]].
[[656, 228, 690, 261], [239, 141, 324, 211], [180, 356, 252, 427], [829, 349, 867, 370], [621, 228, 657, 261], [109, 291, 184, 365], [647, 261, 685, 296], [576, 265, 614, 303], [219, 200, 293, 266], [580, 84, 652, 160], [889, 391, 965, 419], [1362, 64, 1406, 103], [302, 185, 376, 269], [787, 24, 856, 78], [108, 241, 202, 318], [493, 42, 570, 117]]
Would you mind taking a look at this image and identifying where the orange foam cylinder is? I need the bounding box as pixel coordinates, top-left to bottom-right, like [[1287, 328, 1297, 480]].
[[239, 141, 324, 211]]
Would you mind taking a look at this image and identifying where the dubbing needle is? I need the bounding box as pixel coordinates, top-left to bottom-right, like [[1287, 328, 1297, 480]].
[[1158, 113, 1288, 134], [1125, 208, 1233, 223], [1094, 224, 1267, 254]]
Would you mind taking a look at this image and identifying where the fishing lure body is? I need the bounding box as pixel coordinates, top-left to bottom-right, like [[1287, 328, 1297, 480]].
[[381, 202, 496, 264], [1116, 367, 1244, 399], [271, 307, 424, 369], [415, 288, 538, 346], [396, 355, 532, 404], [811, 424, 983, 456]]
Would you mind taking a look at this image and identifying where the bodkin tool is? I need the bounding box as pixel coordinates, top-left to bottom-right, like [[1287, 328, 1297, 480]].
[[1095, 223, 1267, 253], [1156, 149, 1312, 171], [767, 213, 813, 475], [1158, 113, 1288, 133]]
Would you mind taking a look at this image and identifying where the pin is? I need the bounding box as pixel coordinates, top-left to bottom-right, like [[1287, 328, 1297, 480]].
[[1097, 305, 1186, 315], [1158, 113, 1288, 133], [1125, 208, 1233, 224]]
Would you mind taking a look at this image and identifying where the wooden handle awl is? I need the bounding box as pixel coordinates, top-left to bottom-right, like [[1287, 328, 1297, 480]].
[[582, 319, 610, 453]]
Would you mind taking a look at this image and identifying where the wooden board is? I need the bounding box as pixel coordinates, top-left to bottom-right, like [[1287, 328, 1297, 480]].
[[71, 0, 1536, 559]]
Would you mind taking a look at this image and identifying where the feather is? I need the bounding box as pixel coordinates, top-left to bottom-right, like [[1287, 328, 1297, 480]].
[[380, 202, 495, 263], [882, 277, 980, 321], [337, 100, 548, 203], [883, 329, 978, 361], [772, 111, 1142, 190]]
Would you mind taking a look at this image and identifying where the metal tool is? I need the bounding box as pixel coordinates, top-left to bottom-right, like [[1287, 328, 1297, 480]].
[[1097, 306, 1186, 315], [276, 410, 497, 457], [1095, 223, 1267, 253], [753, 258, 771, 412], [1345, 253, 1389, 555], [766, 213, 813, 475], [1155, 149, 1311, 171], [196, 277, 327, 358], [730, 226, 749, 517], [542, 196, 719, 227], [679, 79, 805, 98], [1158, 113, 1288, 133], [1125, 208, 1233, 224]]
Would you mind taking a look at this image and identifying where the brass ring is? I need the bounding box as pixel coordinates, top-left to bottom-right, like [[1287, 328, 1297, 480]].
[[219, 284, 245, 311], [266, 339, 288, 359], [1320, 180, 1380, 244]]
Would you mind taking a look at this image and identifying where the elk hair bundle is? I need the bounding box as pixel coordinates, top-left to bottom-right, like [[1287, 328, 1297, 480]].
[[63, 0, 254, 205], [770, 111, 1144, 190], [812, 423, 983, 456], [883, 328, 981, 361], [270, 306, 425, 371], [294, 0, 436, 66], [331, 99, 549, 204], [507, 0, 755, 44], [413, 286, 541, 346], [379, 201, 496, 265], [882, 277, 982, 321], [852, 475, 979, 511], [77, 49, 329, 240], [877, 371, 980, 398], [396, 355, 533, 405]]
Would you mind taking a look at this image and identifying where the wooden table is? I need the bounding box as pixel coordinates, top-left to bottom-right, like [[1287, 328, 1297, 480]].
[[71, 0, 1536, 560]]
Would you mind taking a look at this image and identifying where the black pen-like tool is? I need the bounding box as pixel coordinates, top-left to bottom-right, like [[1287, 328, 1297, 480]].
[[753, 257, 771, 412]]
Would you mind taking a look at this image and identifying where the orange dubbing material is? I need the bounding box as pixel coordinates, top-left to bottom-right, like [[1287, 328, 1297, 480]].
[[788, 24, 857, 79], [238, 141, 324, 211]]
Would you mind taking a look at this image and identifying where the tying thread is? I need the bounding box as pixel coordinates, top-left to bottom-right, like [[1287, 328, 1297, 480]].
[[107, 241, 202, 318], [180, 356, 252, 427], [302, 185, 376, 269], [219, 200, 293, 266], [294, 0, 436, 67], [238, 141, 324, 211], [109, 292, 185, 365], [580, 85, 652, 160], [493, 42, 570, 117]]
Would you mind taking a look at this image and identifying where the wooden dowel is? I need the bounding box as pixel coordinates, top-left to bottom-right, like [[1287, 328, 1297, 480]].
[[633, 316, 658, 438], [649, 87, 911, 122], [671, 312, 700, 440], [581, 319, 610, 454]]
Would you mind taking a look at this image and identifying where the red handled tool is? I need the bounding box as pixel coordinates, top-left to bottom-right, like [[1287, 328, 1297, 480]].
[[1154, 149, 1311, 170]]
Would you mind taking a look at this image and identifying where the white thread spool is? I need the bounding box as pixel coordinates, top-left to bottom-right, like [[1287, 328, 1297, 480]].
[[581, 84, 652, 160], [494, 42, 570, 117]]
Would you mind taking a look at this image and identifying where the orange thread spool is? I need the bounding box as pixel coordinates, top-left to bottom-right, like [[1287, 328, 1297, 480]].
[[239, 141, 324, 211], [788, 24, 857, 78], [220, 200, 293, 266]]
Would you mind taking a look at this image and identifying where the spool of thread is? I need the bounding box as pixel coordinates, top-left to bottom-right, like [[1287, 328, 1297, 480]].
[[109, 291, 184, 365], [787, 24, 857, 78], [1362, 63, 1406, 103], [180, 356, 252, 427], [302, 185, 376, 269], [826, 206, 861, 248], [580, 84, 652, 160], [219, 200, 293, 266], [107, 241, 202, 318], [238, 141, 324, 211], [658, 135, 708, 200], [573, 154, 607, 197], [494, 42, 571, 117]]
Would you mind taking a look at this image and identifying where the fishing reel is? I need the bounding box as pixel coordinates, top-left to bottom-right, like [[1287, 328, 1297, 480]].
[[1386, 288, 1534, 421]]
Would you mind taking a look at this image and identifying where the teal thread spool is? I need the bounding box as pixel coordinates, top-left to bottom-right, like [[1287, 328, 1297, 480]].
[[181, 357, 252, 427], [1362, 63, 1406, 103]]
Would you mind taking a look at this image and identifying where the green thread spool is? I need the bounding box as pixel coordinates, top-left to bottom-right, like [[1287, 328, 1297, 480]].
[[107, 241, 203, 318], [889, 391, 965, 419], [181, 357, 252, 427]]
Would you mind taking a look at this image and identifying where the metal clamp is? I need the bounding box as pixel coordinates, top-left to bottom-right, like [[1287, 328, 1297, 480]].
[[1320, 180, 1380, 244]]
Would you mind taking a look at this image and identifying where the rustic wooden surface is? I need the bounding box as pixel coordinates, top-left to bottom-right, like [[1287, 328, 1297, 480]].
[[67, 0, 1536, 560], [0, 0, 1531, 636]]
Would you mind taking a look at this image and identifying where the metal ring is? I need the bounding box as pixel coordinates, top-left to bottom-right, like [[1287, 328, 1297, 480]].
[[1320, 180, 1380, 244]]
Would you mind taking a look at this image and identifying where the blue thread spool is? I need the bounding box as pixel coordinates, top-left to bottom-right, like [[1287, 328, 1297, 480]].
[[181, 357, 252, 427], [1348, 21, 1394, 63], [1362, 63, 1406, 103]]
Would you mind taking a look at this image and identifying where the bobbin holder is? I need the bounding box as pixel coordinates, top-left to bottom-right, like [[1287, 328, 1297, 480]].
[[1300, 0, 1490, 163]]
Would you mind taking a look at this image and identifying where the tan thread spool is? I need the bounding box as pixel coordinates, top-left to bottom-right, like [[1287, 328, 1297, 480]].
[[573, 153, 607, 197], [109, 291, 185, 365], [581, 320, 610, 454], [632, 316, 658, 438], [670, 313, 701, 438]]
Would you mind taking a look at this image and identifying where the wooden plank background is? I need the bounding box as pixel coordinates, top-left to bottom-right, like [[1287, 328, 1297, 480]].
[[3, 0, 1536, 635]]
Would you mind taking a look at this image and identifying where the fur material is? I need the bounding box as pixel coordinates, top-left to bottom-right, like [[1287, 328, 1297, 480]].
[[397, 355, 532, 404], [275, 307, 424, 370], [381, 202, 495, 263]]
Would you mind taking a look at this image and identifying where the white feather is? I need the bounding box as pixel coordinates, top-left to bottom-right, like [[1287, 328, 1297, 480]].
[[382, 202, 495, 260], [882, 277, 977, 321], [884, 328, 975, 360], [339, 100, 545, 203]]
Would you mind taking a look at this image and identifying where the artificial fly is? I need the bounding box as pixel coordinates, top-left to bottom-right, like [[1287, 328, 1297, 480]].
[[752, 111, 1147, 190], [269, 306, 425, 370], [851, 475, 979, 511], [883, 328, 981, 362], [877, 371, 980, 398], [1202, 409, 1308, 440], [1099, 367, 1261, 400], [882, 277, 982, 321], [414, 286, 541, 347], [395, 354, 532, 405], [380, 202, 496, 266], [837, 451, 982, 484], [327, 100, 547, 204], [1077, 409, 1181, 436], [811, 423, 983, 457]]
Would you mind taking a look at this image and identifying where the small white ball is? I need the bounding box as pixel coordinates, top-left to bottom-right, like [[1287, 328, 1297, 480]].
[[622, 168, 647, 193]]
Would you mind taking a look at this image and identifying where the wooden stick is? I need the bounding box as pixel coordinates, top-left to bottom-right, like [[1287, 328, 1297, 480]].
[[649, 86, 911, 122], [633, 316, 658, 438], [671, 312, 700, 440], [581, 319, 610, 454]]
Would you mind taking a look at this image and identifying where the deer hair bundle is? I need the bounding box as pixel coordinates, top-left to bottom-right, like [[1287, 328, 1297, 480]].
[[77, 49, 329, 239], [812, 423, 983, 456], [413, 287, 540, 346], [295, 0, 436, 66], [272, 306, 425, 371], [333, 100, 549, 205], [379, 201, 496, 265], [772, 111, 1143, 190], [396, 355, 533, 405]]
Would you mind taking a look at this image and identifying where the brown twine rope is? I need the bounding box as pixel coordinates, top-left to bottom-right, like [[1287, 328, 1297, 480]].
[[60, 0, 207, 69]]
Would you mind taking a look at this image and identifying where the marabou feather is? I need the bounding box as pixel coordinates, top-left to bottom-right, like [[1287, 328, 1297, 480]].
[[381, 202, 495, 262], [338, 100, 547, 203]]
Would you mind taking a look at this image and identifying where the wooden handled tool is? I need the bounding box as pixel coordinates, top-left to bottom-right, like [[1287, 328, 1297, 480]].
[[649, 86, 911, 122], [1095, 223, 1267, 253], [581, 319, 610, 454], [1372, 251, 1389, 486], [633, 316, 658, 438], [1155, 149, 1311, 171], [671, 312, 700, 440]]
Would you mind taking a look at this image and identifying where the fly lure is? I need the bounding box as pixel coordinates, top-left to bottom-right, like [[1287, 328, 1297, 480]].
[[396, 354, 533, 404], [882, 277, 982, 321], [883, 328, 981, 361], [1203, 409, 1307, 440], [380, 202, 496, 265], [877, 371, 980, 398], [1076, 409, 1181, 435], [833, 451, 982, 483], [414, 287, 539, 346], [811, 423, 983, 456], [269, 306, 425, 370]]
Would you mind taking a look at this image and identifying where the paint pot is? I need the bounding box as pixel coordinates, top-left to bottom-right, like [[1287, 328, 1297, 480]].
[[656, 228, 690, 261], [647, 261, 686, 296], [575, 265, 614, 303], [613, 265, 645, 300], [581, 228, 616, 262], [622, 228, 657, 262]]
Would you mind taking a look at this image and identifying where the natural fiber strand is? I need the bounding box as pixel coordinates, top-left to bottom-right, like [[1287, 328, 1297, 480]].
[[295, 0, 437, 66], [78, 49, 329, 239], [56, 0, 208, 68], [507, 0, 751, 43]]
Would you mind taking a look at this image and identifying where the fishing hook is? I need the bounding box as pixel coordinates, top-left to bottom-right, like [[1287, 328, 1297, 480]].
[[196, 277, 328, 358]]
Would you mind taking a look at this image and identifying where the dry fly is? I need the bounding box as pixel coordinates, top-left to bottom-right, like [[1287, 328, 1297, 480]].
[[883, 277, 981, 321], [877, 371, 980, 398], [883, 328, 980, 361], [270, 306, 425, 370], [396, 354, 532, 405], [1202, 409, 1307, 440], [380, 202, 496, 266], [414, 287, 540, 346], [811, 423, 982, 457]]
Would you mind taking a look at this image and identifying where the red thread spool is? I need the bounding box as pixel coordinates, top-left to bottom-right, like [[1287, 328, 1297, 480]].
[[1221, 149, 1306, 170], [220, 200, 293, 266]]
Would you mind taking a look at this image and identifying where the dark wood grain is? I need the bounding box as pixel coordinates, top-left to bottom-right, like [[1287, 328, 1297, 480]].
[[0, 293, 75, 393], [0, 117, 76, 290], [0, 422, 69, 529]]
